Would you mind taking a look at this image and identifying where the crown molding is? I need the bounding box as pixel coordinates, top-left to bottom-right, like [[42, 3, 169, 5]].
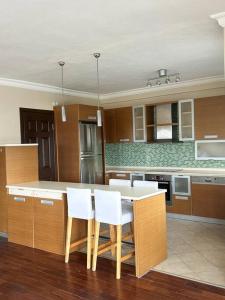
[[0, 75, 224, 103], [210, 12, 225, 27], [100, 75, 225, 102], [0, 77, 97, 99]]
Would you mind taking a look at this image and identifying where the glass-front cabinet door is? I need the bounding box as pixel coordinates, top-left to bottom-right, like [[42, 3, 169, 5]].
[[178, 99, 194, 141], [133, 105, 146, 142]]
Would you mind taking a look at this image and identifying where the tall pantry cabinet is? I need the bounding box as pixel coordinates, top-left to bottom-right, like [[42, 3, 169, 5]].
[[0, 145, 39, 234]]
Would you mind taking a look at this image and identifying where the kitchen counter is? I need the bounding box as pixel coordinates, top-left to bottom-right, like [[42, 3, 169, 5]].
[[7, 181, 166, 200], [6, 180, 167, 278], [106, 166, 225, 177]]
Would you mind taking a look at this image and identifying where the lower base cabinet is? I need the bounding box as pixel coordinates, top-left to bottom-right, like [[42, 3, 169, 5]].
[[192, 184, 225, 219], [8, 196, 34, 247], [0, 188, 8, 233], [8, 195, 87, 255], [166, 195, 192, 215], [33, 198, 65, 255]]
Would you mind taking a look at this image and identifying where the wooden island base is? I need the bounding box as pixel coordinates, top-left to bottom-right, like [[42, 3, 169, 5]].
[[7, 181, 167, 278]]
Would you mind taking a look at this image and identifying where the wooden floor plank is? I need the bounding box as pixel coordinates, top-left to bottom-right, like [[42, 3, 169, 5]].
[[0, 238, 224, 300]]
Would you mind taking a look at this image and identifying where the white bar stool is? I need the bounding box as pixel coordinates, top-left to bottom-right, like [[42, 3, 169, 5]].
[[65, 188, 94, 269], [92, 189, 134, 279], [133, 180, 158, 190], [109, 178, 132, 252]]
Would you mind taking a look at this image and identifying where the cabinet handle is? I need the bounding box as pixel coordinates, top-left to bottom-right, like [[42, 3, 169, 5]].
[[115, 173, 127, 177], [119, 139, 130, 142], [88, 116, 97, 120], [41, 200, 54, 206], [204, 135, 218, 139], [175, 196, 188, 200], [14, 197, 25, 202]]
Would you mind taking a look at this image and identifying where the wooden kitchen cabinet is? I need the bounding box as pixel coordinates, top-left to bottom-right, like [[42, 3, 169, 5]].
[[104, 107, 133, 143], [195, 96, 225, 140], [192, 184, 225, 219], [166, 195, 192, 215], [33, 198, 65, 255], [115, 107, 133, 142], [0, 145, 38, 234], [104, 109, 117, 143], [8, 196, 34, 247], [79, 104, 98, 122], [105, 172, 130, 184]]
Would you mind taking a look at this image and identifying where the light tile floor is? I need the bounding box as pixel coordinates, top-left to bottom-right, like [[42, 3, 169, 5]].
[[152, 218, 225, 288], [81, 218, 225, 287]]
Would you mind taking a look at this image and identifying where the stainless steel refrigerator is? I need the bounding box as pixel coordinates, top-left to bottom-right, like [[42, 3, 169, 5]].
[[79, 122, 104, 184]]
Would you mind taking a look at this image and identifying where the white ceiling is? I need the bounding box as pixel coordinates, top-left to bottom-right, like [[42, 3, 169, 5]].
[[0, 0, 224, 94]]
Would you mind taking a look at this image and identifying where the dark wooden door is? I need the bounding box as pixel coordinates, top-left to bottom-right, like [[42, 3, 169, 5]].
[[20, 108, 56, 181]]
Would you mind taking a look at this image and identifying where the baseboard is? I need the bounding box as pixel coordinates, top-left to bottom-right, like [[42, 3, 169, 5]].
[[167, 213, 225, 225]]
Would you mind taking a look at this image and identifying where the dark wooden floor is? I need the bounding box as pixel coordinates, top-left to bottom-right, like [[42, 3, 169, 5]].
[[0, 238, 224, 300]]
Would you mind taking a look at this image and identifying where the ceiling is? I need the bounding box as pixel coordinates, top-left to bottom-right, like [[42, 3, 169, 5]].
[[0, 0, 224, 94]]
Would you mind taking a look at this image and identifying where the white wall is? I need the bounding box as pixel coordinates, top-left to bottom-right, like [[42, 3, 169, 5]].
[[0, 85, 92, 144]]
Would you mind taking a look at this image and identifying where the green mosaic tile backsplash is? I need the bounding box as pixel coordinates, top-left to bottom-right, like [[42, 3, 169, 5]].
[[105, 142, 225, 168]]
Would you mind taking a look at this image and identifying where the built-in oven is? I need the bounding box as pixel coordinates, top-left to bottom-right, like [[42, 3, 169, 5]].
[[145, 174, 172, 205], [131, 173, 145, 186]]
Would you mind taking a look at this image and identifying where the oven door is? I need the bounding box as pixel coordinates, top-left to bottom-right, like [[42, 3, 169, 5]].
[[158, 181, 172, 205]]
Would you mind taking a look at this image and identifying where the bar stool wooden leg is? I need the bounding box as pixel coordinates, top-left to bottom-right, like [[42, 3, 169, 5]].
[[92, 221, 100, 271], [116, 225, 122, 279], [130, 221, 135, 243], [65, 217, 73, 263], [87, 219, 93, 269], [109, 224, 116, 256]]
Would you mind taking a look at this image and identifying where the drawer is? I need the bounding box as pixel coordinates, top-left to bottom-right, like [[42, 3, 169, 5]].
[[111, 173, 130, 180]]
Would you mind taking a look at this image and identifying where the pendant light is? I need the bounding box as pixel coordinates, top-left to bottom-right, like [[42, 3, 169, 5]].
[[58, 61, 67, 122], [93, 53, 102, 127]]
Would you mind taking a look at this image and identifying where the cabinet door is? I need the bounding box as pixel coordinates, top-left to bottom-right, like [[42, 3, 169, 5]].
[[8, 196, 34, 247], [115, 107, 133, 142], [179, 99, 194, 141], [34, 198, 65, 255], [195, 96, 225, 140], [192, 184, 225, 219], [133, 106, 146, 142], [103, 109, 117, 143], [0, 188, 8, 233], [79, 105, 98, 122], [166, 195, 192, 215]]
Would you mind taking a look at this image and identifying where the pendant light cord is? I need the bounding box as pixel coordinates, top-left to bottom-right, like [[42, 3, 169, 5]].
[[96, 56, 100, 110]]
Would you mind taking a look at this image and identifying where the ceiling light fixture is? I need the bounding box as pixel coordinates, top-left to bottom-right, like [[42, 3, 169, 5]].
[[58, 61, 66, 122], [147, 69, 181, 87], [93, 52, 102, 127]]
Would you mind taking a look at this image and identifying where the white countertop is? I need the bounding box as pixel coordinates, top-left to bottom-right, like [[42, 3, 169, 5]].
[[7, 181, 166, 201], [0, 144, 38, 147], [106, 166, 225, 177]]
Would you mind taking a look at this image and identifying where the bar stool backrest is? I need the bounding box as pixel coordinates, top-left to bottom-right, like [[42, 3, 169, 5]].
[[94, 189, 122, 225], [133, 180, 158, 190], [67, 188, 93, 219], [109, 179, 131, 187]]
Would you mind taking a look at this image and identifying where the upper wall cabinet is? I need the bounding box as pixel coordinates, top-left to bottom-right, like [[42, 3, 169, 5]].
[[195, 96, 225, 140], [133, 105, 146, 142], [104, 109, 117, 143], [178, 99, 194, 141], [103, 107, 133, 143]]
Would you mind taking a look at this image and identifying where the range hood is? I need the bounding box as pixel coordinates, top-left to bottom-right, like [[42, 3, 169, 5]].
[[154, 103, 178, 142]]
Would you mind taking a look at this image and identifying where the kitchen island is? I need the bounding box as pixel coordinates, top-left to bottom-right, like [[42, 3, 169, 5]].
[[7, 181, 167, 278]]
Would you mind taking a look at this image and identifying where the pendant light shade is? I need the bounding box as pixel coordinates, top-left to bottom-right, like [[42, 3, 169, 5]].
[[93, 53, 102, 127], [58, 61, 67, 122]]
